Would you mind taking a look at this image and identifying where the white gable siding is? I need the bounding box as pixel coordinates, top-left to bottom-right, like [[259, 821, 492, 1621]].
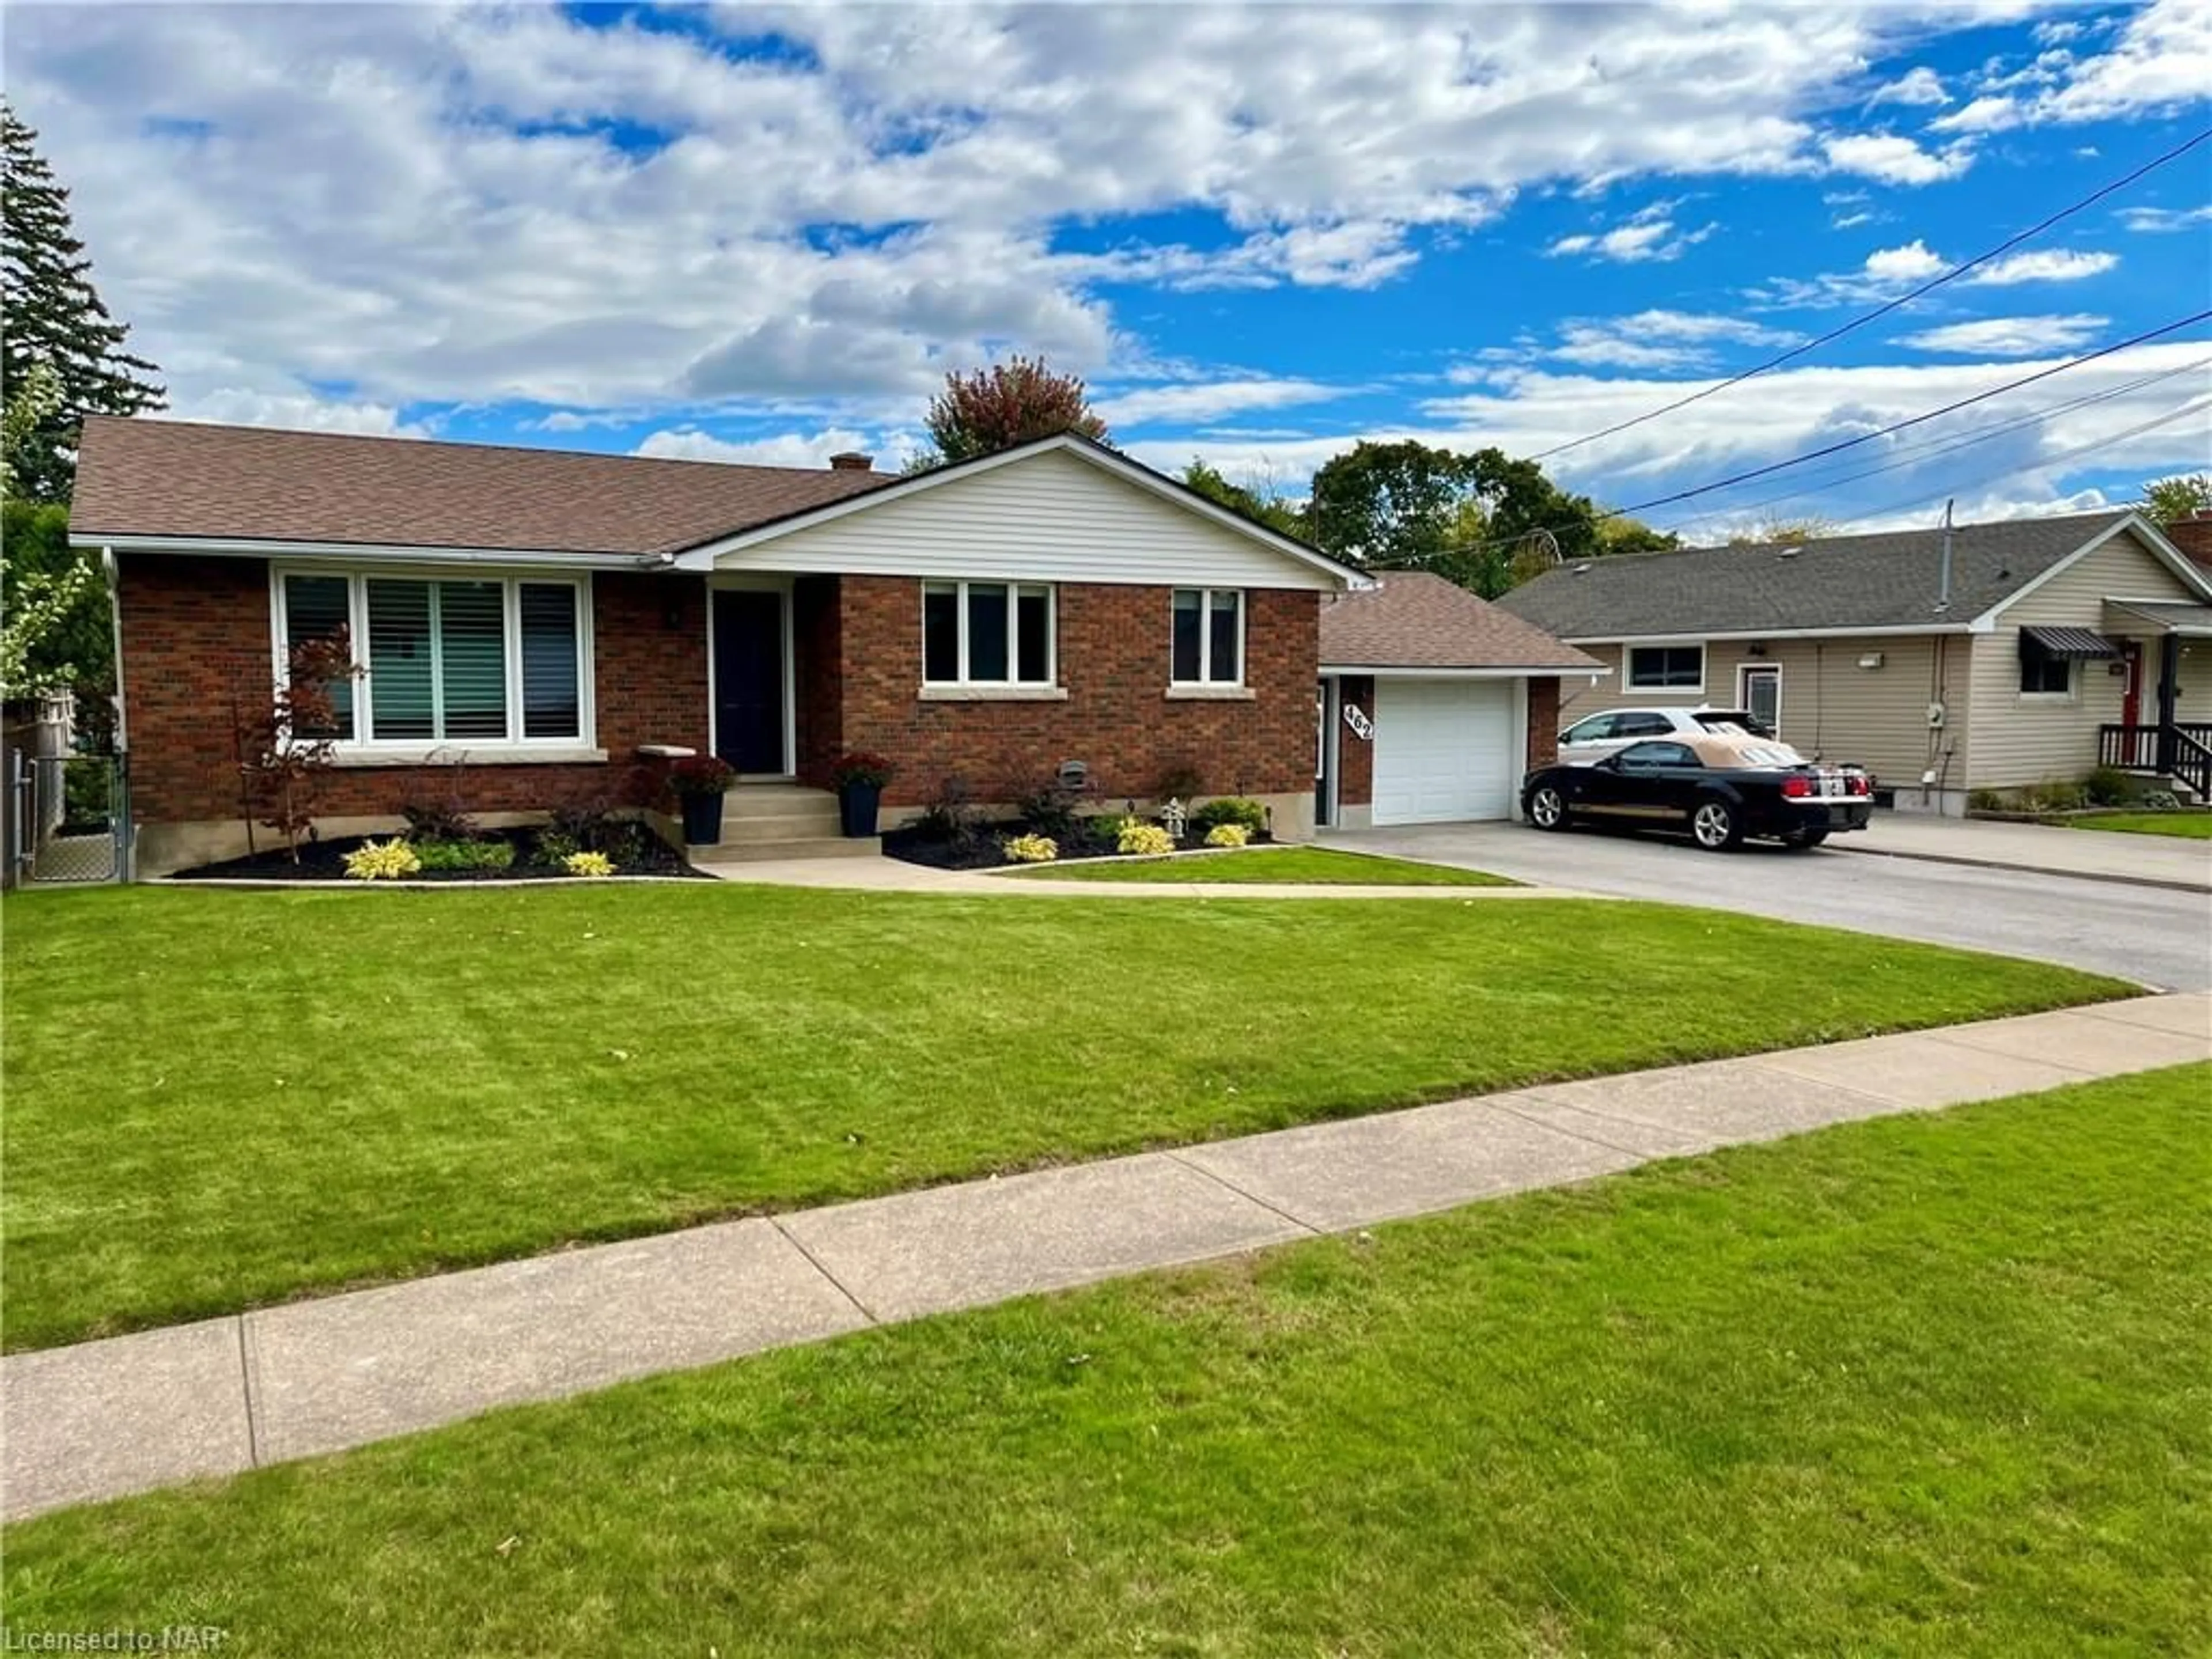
[[712, 447, 1339, 590], [1969, 528, 2202, 789]]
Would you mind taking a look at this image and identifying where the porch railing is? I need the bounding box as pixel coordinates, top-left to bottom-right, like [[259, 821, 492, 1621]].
[[2100, 723, 2212, 800]]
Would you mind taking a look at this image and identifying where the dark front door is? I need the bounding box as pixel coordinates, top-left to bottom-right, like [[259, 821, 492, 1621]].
[[2120, 638, 2143, 729], [713, 589, 786, 774]]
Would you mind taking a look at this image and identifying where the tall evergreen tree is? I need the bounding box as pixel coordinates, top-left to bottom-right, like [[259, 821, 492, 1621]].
[[2, 101, 165, 502]]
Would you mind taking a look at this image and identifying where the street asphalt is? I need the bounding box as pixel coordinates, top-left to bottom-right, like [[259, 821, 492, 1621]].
[[1327, 818, 2212, 992]]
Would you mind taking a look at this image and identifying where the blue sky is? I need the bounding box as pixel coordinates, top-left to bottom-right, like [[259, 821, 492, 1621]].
[[10, 1, 2209, 537]]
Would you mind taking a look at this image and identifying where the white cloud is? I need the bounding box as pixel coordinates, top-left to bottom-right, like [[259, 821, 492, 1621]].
[[1948, 0, 2209, 130], [2119, 204, 2212, 234], [171, 387, 425, 437], [1823, 132, 1976, 185], [1543, 310, 1798, 370], [1896, 314, 2111, 357], [6, 2, 2017, 420], [1090, 378, 1346, 427], [1547, 202, 1715, 264], [634, 426, 901, 469], [1866, 240, 1949, 283], [1128, 343, 2212, 536], [1868, 66, 1949, 108], [1965, 248, 2120, 286]]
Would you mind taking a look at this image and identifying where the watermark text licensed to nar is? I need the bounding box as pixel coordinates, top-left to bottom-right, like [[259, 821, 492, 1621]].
[[1, 1631, 229, 1654]]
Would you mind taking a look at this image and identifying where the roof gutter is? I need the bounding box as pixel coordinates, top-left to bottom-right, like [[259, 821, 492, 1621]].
[[1553, 621, 1985, 645], [1321, 663, 1613, 679], [75, 532, 663, 571]]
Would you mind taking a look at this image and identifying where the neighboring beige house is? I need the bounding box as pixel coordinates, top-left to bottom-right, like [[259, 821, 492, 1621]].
[[1498, 509, 2212, 813]]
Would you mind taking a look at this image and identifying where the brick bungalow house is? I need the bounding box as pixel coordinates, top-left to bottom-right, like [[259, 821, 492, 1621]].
[[71, 419, 1592, 872]]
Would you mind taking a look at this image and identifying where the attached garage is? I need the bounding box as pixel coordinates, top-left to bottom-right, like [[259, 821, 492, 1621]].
[[1317, 571, 1608, 830], [1370, 679, 1516, 825]]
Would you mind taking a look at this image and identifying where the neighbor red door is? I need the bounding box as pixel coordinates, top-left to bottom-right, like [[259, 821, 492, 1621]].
[[2121, 639, 2143, 729]]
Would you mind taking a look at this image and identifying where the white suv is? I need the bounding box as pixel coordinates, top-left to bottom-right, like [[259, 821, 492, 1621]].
[[1557, 706, 1774, 767]]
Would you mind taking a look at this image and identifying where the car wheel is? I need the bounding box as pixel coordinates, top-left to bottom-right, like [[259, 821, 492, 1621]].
[[1527, 786, 1569, 831], [1690, 798, 1742, 851], [1782, 828, 1830, 850]]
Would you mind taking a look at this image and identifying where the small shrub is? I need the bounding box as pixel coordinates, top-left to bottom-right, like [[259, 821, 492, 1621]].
[[1016, 776, 1084, 841], [1118, 822, 1175, 857], [1153, 762, 1205, 803], [548, 799, 645, 859], [1204, 822, 1251, 848], [1081, 813, 1131, 847], [563, 850, 616, 878], [1191, 796, 1267, 835], [2140, 789, 2181, 810], [910, 777, 982, 846], [1002, 833, 1059, 863], [1968, 788, 2006, 813], [399, 798, 477, 842], [2081, 766, 2137, 807], [343, 838, 421, 881], [533, 828, 582, 866], [411, 837, 516, 872], [2035, 781, 2086, 812]]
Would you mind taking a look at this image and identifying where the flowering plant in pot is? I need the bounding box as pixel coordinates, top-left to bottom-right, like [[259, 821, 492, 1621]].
[[668, 755, 737, 845], [830, 751, 895, 838]]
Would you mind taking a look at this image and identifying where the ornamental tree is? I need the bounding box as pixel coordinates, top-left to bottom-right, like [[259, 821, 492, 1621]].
[[919, 356, 1108, 466]]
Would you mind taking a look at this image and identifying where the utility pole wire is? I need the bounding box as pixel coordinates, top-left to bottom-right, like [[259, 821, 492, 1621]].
[[1531, 126, 2212, 464], [1612, 310, 2212, 516]]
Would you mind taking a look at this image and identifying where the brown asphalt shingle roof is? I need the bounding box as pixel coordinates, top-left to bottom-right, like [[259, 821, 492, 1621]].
[[69, 416, 895, 556], [1320, 570, 1602, 671]]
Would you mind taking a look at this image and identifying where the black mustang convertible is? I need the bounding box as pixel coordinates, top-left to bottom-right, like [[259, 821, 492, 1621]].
[[1522, 732, 1874, 851]]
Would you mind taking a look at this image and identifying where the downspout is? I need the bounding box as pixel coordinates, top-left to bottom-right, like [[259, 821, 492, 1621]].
[[1936, 499, 1953, 616], [100, 546, 126, 752]]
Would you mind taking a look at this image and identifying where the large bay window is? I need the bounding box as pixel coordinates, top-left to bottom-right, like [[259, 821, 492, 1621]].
[[1171, 588, 1243, 685], [922, 580, 1055, 685], [275, 570, 590, 749]]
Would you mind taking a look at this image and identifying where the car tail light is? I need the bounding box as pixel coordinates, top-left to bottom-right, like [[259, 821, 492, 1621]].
[[1848, 773, 1871, 796], [1782, 775, 1813, 798]]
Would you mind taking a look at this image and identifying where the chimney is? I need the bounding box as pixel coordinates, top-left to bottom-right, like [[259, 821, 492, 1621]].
[[2165, 508, 2212, 573], [827, 452, 874, 472]]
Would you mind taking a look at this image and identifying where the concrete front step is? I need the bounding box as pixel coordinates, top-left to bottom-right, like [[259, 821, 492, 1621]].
[[726, 785, 843, 819], [719, 810, 844, 841], [688, 835, 882, 863]]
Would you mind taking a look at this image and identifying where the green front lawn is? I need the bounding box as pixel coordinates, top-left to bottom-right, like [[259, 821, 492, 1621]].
[[2069, 811, 2212, 839], [1, 885, 2125, 1351], [8, 1065, 2205, 1657], [1011, 844, 1514, 885]]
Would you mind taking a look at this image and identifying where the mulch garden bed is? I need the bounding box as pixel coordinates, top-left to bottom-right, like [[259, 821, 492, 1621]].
[[883, 820, 1275, 872], [171, 826, 706, 882]]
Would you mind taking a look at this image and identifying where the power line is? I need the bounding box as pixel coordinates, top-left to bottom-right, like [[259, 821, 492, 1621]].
[[1655, 352, 2212, 535], [1530, 126, 2212, 464], [1827, 394, 2212, 533], [1612, 309, 2212, 517]]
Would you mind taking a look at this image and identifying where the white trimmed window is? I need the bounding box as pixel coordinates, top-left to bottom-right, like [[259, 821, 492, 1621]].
[[922, 581, 1055, 685], [274, 570, 591, 748], [1171, 588, 1243, 684], [1626, 643, 1704, 691]]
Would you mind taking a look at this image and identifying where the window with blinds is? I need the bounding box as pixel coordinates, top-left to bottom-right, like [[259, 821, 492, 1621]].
[[277, 571, 588, 747]]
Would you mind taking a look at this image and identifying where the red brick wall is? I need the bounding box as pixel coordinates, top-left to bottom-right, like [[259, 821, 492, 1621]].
[[2166, 513, 2212, 571], [791, 574, 843, 781], [1526, 676, 1560, 770], [118, 555, 709, 825], [826, 577, 1320, 806], [1336, 676, 1374, 807]]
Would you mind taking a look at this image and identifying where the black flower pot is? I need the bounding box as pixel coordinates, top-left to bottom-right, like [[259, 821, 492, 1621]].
[[680, 791, 725, 846], [838, 781, 882, 838]]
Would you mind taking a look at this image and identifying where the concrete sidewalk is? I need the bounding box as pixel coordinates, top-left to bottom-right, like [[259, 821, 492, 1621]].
[[1841, 814, 2210, 893], [5, 993, 2206, 1521]]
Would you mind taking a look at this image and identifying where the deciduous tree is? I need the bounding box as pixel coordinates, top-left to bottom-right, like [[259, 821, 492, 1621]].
[[2140, 473, 2212, 522], [918, 355, 1107, 466]]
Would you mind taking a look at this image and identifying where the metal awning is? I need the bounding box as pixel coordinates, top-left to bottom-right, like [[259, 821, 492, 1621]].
[[2019, 624, 2121, 659], [2104, 599, 2212, 638]]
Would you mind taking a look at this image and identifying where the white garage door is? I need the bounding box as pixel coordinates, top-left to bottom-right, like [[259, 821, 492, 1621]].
[[1371, 679, 1517, 825]]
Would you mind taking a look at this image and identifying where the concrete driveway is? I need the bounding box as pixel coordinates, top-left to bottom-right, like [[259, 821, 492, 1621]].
[[1326, 818, 2212, 992]]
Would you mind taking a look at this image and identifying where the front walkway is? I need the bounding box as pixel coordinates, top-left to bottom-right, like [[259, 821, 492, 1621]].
[[5, 993, 2205, 1522], [1838, 813, 2210, 893]]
